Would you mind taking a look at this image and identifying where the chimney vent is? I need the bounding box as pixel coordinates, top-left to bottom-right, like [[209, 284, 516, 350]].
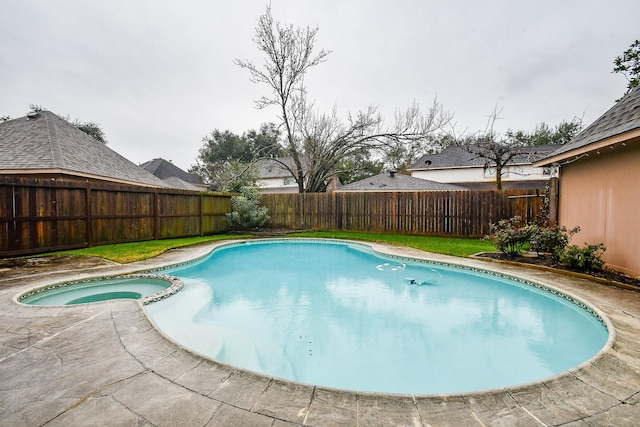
[[389, 170, 396, 177]]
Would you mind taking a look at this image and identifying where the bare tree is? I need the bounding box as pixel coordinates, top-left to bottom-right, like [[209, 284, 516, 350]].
[[235, 5, 330, 192], [463, 108, 528, 190], [235, 6, 450, 192], [298, 100, 450, 192]]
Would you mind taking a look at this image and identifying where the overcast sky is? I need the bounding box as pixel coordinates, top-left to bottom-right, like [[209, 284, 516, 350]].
[[1, 1, 638, 171]]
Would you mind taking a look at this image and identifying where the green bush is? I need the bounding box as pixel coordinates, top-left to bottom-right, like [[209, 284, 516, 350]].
[[526, 223, 580, 261], [485, 216, 530, 258], [559, 243, 606, 271], [225, 186, 270, 230], [487, 217, 607, 272]]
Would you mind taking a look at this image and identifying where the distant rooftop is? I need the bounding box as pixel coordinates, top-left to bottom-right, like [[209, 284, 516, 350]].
[[140, 158, 204, 191], [254, 157, 300, 178], [335, 171, 467, 192], [140, 158, 202, 184], [409, 144, 563, 171]]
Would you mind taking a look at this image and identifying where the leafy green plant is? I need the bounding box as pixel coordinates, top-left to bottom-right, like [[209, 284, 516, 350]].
[[526, 223, 580, 261], [225, 186, 270, 230], [559, 243, 606, 271], [485, 216, 530, 258]]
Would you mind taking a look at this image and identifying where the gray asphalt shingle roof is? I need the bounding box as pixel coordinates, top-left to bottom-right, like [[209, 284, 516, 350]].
[[140, 158, 203, 185], [254, 157, 300, 178], [409, 144, 563, 171], [0, 111, 167, 187], [335, 171, 467, 192], [539, 87, 640, 162], [159, 176, 202, 191]]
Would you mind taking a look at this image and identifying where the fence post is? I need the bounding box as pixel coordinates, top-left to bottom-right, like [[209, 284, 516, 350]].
[[199, 193, 204, 237], [9, 183, 17, 252], [547, 177, 559, 226], [153, 191, 160, 240], [85, 182, 93, 247]]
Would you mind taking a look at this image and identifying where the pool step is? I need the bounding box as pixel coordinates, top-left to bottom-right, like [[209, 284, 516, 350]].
[[145, 280, 224, 358], [216, 326, 262, 372]]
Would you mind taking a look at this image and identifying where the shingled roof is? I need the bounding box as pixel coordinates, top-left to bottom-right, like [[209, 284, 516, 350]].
[[408, 144, 562, 171], [0, 111, 167, 187], [335, 171, 467, 192], [254, 157, 300, 178], [140, 158, 204, 191], [537, 87, 640, 165]]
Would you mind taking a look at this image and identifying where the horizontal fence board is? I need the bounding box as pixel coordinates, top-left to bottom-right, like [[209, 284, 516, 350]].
[[261, 189, 544, 238], [0, 176, 232, 257]]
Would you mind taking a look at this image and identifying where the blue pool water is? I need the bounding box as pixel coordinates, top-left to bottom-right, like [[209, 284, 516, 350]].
[[146, 239, 608, 394]]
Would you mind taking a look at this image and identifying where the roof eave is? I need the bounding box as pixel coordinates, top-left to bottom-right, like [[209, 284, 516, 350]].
[[534, 128, 640, 166], [0, 168, 166, 188]]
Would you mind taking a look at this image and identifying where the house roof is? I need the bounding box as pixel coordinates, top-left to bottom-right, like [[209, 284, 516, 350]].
[[0, 111, 167, 187], [255, 157, 299, 179], [159, 176, 202, 191], [335, 171, 467, 192], [536, 87, 640, 165], [140, 158, 203, 184], [140, 158, 204, 191], [408, 144, 562, 171]]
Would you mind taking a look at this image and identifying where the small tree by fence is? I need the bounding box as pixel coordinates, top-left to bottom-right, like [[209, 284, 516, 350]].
[[0, 176, 232, 257], [260, 189, 545, 238]]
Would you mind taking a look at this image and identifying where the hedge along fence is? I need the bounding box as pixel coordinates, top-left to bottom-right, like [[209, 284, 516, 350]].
[[260, 189, 544, 238], [0, 176, 232, 257]]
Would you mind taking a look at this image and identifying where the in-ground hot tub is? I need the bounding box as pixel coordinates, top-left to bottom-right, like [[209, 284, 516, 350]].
[[18, 274, 183, 306]]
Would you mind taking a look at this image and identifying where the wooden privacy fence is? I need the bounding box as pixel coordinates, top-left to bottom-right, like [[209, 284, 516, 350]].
[[261, 189, 544, 237], [0, 176, 232, 257]]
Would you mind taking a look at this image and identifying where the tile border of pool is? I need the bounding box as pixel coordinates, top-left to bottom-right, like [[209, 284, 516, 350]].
[[2, 238, 639, 426]]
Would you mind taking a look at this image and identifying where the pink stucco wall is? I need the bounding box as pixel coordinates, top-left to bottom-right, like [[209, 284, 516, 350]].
[[558, 141, 640, 276]]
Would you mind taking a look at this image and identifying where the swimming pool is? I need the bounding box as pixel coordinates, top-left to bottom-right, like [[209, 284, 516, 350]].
[[147, 239, 608, 394]]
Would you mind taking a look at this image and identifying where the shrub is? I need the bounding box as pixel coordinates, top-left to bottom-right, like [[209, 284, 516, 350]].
[[526, 224, 580, 261], [225, 186, 270, 230], [559, 243, 606, 271], [485, 216, 530, 258]]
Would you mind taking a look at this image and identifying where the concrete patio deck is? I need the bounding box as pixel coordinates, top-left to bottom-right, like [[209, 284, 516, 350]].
[[1, 240, 639, 426]]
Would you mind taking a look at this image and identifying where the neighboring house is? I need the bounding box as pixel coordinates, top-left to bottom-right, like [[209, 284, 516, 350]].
[[335, 170, 467, 192], [254, 157, 300, 193], [0, 111, 167, 187], [255, 156, 342, 193], [535, 87, 640, 276], [140, 158, 206, 191], [408, 144, 562, 190]]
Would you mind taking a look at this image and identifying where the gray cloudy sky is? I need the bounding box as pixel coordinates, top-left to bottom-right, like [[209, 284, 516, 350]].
[[1, 1, 638, 171]]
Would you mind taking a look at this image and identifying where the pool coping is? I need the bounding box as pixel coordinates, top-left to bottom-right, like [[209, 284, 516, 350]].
[[1, 238, 639, 426]]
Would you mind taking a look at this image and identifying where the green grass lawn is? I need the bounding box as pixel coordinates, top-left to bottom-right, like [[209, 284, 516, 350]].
[[53, 234, 250, 264], [49, 231, 493, 263], [289, 231, 494, 258]]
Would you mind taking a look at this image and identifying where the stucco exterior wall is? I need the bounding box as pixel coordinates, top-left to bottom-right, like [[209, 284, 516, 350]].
[[558, 142, 640, 276]]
